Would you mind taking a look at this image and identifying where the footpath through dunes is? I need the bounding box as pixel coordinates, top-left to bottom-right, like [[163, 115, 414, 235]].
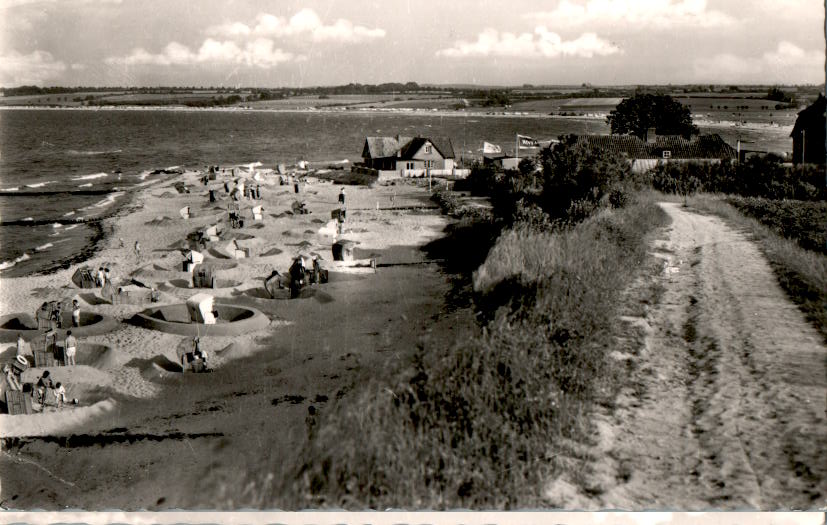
[[575, 202, 827, 510]]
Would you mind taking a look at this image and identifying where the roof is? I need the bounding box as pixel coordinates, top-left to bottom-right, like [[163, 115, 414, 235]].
[[570, 134, 737, 160], [791, 94, 826, 137], [363, 136, 456, 160]]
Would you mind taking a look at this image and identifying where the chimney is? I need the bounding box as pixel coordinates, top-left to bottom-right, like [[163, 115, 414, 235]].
[[646, 127, 657, 143]]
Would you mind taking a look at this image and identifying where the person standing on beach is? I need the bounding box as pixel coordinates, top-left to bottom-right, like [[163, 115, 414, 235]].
[[338, 187, 346, 205], [134, 241, 141, 260], [97, 267, 105, 287], [64, 330, 77, 366], [256, 184, 261, 200], [104, 267, 111, 284], [71, 300, 81, 327], [16, 333, 26, 357], [53, 382, 67, 408]]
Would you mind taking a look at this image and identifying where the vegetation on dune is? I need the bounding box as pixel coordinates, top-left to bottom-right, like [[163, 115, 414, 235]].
[[650, 155, 826, 201], [724, 196, 826, 254]]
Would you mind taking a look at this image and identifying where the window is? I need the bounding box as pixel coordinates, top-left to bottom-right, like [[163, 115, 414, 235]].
[[424, 144, 432, 154], [662, 150, 672, 159]]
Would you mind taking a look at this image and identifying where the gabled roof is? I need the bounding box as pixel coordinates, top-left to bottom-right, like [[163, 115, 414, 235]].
[[791, 94, 826, 137], [398, 137, 456, 159], [363, 136, 456, 159], [571, 134, 736, 160]]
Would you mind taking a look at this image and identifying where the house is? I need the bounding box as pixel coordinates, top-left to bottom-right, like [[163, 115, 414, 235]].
[[791, 94, 825, 165], [357, 136, 468, 179], [565, 133, 737, 173]]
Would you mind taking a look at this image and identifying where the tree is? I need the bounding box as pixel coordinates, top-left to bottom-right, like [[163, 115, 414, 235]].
[[607, 93, 698, 139]]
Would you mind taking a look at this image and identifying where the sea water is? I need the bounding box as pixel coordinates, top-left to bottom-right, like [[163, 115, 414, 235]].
[[0, 107, 611, 276]]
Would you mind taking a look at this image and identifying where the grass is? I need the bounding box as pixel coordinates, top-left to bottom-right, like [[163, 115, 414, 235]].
[[689, 194, 827, 343], [723, 196, 827, 254], [255, 192, 669, 509]]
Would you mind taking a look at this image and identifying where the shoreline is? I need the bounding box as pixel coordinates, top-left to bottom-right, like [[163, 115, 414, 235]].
[[0, 105, 793, 133]]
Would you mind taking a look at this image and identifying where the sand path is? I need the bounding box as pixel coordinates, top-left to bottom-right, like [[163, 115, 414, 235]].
[[582, 202, 826, 509]]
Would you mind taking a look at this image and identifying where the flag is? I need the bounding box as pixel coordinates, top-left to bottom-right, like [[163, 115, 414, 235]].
[[483, 141, 502, 154], [517, 134, 539, 148]]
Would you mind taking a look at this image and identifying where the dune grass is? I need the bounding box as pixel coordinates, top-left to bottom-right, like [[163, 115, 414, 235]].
[[255, 193, 669, 509], [689, 194, 827, 343]]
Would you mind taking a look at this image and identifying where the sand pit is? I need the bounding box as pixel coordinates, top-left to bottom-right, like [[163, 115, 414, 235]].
[[0, 312, 120, 343], [128, 303, 268, 336], [164, 278, 243, 289]]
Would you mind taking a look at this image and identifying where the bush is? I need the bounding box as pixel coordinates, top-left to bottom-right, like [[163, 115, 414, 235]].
[[539, 135, 633, 221], [650, 156, 827, 201], [724, 196, 827, 254]]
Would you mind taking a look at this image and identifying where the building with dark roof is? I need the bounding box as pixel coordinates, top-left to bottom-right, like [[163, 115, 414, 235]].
[[791, 94, 825, 165], [566, 133, 737, 172], [360, 136, 465, 178]]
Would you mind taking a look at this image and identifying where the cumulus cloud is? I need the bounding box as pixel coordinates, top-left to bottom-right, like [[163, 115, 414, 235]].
[[693, 41, 824, 83], [207, 8, 386, 43], [436, 27, 621, 59], [0, 49, 66, 85], [527, 0, 736, 29], [105, 38, 299, 68]]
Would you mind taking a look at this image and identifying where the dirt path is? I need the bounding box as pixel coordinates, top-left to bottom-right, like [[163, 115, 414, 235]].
[[588, 202, 826, 510]]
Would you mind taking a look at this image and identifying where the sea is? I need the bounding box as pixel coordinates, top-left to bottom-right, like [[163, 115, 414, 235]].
[[0, 108, 610, 277], [0, 107, 790, 278]]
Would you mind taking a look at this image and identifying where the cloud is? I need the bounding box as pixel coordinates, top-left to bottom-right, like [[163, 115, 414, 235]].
[[436, 27, 621, 59], [105, 38, 300, 68], [527, 0, 737, 29], [1, 0, 121, 6], [0, 49, 66, 85], [207, 8, 386, 43], [693, 41, 824, 83]]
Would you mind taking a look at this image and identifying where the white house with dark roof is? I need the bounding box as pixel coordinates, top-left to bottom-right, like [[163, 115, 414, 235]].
[[357, 136, 469, 179]]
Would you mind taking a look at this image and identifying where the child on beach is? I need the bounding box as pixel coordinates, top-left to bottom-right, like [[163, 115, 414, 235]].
[[53, 382, 67, 408], [65, 330, 77, 366]]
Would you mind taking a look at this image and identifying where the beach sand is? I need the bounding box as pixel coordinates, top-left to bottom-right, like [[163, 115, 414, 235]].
[[0, 168, 475, 509]]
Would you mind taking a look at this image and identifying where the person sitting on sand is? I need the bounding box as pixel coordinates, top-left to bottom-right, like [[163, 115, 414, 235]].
[[192, 337, 209, 371], [71, 300, 81, 327], [65, 330, 77, 366], [53, 382, 67, 408], [35, 370, 53, 405], [3, 364, 22, 392]]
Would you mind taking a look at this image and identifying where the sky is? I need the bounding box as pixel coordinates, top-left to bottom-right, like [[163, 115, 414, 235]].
[[0, 0, 824, 87]]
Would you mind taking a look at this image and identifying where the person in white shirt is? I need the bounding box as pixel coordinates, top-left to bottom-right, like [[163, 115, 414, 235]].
[[53, 382, 67, 408]]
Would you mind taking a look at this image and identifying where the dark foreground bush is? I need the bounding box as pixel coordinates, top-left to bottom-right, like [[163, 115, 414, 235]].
[[262, 195, 668, 509], [724, 196, 827, 254]]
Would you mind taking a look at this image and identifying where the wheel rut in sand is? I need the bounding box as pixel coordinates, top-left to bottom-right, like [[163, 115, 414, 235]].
[[583, 202, 826, 510]]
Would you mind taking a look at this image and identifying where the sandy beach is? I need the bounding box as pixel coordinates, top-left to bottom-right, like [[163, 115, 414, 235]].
[[0, 167, 473, 509]]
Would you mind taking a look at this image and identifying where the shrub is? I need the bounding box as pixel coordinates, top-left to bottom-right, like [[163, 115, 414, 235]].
[[539, 135, 633, 220]]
